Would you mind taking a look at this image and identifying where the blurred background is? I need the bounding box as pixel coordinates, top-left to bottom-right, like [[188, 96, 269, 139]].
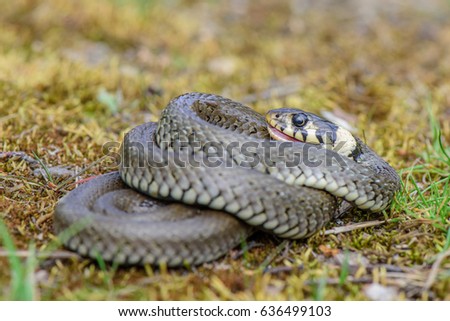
[[1, 0, 449, 115]]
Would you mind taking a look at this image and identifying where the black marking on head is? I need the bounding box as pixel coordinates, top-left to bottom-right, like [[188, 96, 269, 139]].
[[329, 130, 337, 145], [316, 132, 324, 144], [316, 121, 339, 145], [349, 143, 363, 160], [301, 129, 308, 141], [316, 129, 337, 145]]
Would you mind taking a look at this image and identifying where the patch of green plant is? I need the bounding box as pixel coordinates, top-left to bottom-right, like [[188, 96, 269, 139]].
[[395, 107, 449, 232], [0, 219, 36, 300]]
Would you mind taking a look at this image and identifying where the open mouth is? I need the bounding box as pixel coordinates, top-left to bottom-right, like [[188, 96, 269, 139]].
[[267, 124, 301, 142]]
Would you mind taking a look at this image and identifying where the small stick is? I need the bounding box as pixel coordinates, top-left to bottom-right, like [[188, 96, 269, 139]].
[[0, 248, 80, 260], [36, 212, 54, 228], [56, 155, 109, 190], [422, 248, 450, 292], [258, 240, 290, 273], [305, 276, 373, 286], [324, 219, 394, 235], [0, 151, 39, 167]]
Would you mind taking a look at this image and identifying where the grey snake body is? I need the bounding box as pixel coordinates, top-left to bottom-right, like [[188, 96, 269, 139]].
[[54, 93, 400, 266]]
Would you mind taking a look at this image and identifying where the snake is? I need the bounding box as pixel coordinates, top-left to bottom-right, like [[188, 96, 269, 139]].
[[54, 92, 400, 266]]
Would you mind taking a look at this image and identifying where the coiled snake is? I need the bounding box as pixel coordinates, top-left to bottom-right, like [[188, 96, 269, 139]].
[[54, 93, 400, 266]]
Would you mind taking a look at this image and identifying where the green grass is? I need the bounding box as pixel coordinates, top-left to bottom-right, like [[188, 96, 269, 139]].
[[338, 251, 350, 287], [32, 151, 55, 184], [394, 107, 449, 235], [0, 220, 36, 300], [313, 270, 328, 301]]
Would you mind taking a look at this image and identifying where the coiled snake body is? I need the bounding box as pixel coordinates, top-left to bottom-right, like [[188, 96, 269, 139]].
[[54, 93, 400, 266]]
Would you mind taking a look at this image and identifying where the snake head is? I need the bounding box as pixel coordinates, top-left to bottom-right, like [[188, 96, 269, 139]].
[[265, 108, 358, 157]]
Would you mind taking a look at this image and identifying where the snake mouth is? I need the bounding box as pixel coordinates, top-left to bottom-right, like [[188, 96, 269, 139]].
[[267, 124, 301, 142]]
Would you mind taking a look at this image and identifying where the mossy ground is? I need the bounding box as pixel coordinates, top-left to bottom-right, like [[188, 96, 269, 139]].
[[0, 0, 449, 300]]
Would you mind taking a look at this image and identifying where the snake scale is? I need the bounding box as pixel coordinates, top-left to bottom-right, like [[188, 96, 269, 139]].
[[54, 93, 400, 266]]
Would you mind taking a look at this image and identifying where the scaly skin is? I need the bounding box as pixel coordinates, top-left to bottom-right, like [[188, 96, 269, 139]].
[[54, 93, 400, 266]]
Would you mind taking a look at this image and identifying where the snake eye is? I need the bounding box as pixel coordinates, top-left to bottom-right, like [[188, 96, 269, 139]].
[[292, 113, 308, 127]]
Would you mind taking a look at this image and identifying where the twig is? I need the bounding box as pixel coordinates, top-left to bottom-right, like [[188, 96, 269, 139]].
[[265, 265, 303, 275], [258, 240, 290, 273], [0, 248, 80, 260], [324, 219, 395, 235], [56, 155, 109, 190], [0, 113, 18, 123], [422, 248, 450, 292], [230, 240, 264, 260], [305, 276, 373, 286], [366, 263, 416, 274], [36, 212, 54, 228], [0, 151, 39, 168], [0, 174, 44, 187]]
